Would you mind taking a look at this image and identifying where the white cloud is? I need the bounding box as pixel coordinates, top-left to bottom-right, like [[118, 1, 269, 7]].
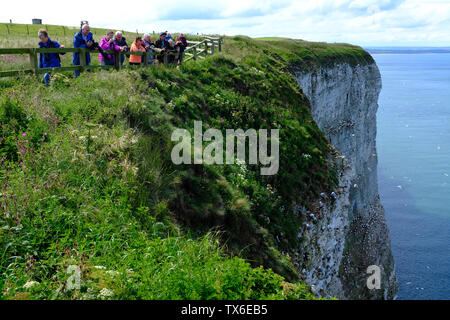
[[1, 0, 449, 46]]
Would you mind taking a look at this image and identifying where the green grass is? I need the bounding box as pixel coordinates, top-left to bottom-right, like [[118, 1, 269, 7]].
[[230, 35, 373, 72], [0, 29, 370, 300]]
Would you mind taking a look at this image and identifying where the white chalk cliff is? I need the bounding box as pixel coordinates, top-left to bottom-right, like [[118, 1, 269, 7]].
[[293, 61, 398, 299]]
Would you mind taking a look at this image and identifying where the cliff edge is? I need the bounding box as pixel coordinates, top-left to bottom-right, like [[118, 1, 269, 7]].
[[295, 56, 398, 299]]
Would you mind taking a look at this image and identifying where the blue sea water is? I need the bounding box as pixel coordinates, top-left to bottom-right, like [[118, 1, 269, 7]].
[[372, 53, 450, 300]]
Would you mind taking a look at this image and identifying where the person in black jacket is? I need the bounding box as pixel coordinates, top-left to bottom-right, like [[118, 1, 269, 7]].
[[173, 37, 186, 65], [113, 31, 129, 65], [154, 32, 171, 64]]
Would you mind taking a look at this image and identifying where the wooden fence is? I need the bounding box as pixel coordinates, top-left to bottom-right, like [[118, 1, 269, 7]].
[[0, 37, 222, 80]]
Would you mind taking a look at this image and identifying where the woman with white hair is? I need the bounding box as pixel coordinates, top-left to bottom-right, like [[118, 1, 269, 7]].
[[113, 31, 129, 65], [143, 33, 155, 65]]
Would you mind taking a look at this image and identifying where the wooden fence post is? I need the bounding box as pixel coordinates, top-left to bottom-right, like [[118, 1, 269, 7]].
[[204, 41, 208, 56], [114, 51, 121, 71], [163, 51, 168, 67], [26, 25, 29, 36], [79, 48, 87, 73], [193, 46, 197, 61], [28, 48, 38, 80], [211, 41, 215, 55], [143, 52, 148, 67], [218, 38, 222, 52]]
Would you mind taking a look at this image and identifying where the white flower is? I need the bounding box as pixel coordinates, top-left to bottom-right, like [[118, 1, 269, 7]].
[[23, 281, 39, 289], [99, 288, 114, 299], [130, 137, 138, 145], [94, 265, 106, 270], [106, 270, 119, 277]]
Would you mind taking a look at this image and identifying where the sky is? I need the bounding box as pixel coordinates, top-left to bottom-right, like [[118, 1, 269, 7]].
[[1, 0, 450, 46]]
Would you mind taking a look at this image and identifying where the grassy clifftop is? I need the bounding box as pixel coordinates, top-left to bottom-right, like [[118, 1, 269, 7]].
[[228, 36, 373, 71], [0, 35, 368, 300]]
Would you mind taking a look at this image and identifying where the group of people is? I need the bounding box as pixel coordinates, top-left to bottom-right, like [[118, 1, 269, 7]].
[[37, 24, 188, 86], [126, 31, 187, 66]]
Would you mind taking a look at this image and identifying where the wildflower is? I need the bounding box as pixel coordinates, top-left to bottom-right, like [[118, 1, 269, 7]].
[[106, 270, 119, 277], [20, 149, 24, 153], [22, 133, 26, 137], [98, 288, 114, 299], [23, 281, 39, 289], [25, 140, 28, 143], [44, 132, 47, 136]]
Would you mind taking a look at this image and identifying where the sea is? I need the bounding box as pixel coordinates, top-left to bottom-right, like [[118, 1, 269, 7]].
[[368, 49, 450, 300]]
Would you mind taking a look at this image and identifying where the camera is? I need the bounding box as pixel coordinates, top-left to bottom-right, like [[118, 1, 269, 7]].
[[89, 41, 108, 58]]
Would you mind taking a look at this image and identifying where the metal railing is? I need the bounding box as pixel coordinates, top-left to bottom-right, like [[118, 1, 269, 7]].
[[0, 37, 222, 79]]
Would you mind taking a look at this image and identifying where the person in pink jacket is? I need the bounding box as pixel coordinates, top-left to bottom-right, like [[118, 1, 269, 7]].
[[99, 30, 124, 66]]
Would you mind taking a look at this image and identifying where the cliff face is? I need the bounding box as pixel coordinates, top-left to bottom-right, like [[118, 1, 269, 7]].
[[294, 62, 398, 299]]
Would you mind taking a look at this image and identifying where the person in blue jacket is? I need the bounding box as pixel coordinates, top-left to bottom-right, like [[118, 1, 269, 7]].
[[73, 24, 95, 78], [165, 32, 174, 41], [38, 29, 65, 87]]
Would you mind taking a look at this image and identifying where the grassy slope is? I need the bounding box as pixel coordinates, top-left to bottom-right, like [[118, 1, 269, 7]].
[[0, 31, 371, 300]]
